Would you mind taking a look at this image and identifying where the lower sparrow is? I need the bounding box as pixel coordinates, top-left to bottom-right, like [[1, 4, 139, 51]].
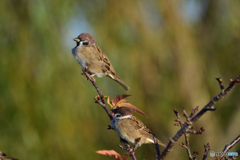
[[110, 107, 166, 147]]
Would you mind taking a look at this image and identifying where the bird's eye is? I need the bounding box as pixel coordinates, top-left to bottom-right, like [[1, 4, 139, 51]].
[[83, 41, 89, 46]]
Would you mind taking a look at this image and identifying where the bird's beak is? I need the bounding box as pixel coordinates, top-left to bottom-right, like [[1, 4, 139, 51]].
[[73, 38, 80, 42]]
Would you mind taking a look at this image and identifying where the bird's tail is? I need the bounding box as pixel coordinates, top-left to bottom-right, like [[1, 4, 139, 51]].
[[157, 139, 167, 148], [108, 73, 130, 90]]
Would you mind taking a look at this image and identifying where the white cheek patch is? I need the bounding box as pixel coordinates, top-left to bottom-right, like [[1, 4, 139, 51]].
[[80, 41, 84, 47], [115, 115, 132, 120]]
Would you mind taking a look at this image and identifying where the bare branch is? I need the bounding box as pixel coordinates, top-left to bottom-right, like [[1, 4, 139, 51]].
[[219, 135, 240, 160], [158, 75, 240, 160], [82, 69, 113, 120]]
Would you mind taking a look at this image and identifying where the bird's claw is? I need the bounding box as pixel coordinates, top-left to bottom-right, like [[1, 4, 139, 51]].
[[107, 125, 113, 130], [81, 67, 95, 82]]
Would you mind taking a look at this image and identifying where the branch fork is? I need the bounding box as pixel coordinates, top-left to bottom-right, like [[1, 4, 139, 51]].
[[158, 75, 240, 160]]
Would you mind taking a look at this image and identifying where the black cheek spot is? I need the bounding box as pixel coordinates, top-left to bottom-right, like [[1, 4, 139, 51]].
[[83, 42, 89, 46]]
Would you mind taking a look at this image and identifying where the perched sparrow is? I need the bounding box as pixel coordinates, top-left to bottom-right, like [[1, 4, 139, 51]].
[[72, 33, 130, 90], [110, 107, 166, 147]]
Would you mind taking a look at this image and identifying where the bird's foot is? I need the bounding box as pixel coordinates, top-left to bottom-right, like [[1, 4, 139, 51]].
[[107, 125, 113, 130], [81, 67, 95, 82]]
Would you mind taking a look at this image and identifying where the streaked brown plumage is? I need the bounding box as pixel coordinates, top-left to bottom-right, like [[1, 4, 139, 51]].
[[111, 107, 166, 147], [72, 33, 129, 90]]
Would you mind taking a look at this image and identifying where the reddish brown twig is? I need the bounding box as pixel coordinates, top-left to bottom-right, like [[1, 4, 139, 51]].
[[158, 75, 240, 160], [82, 69, 113, 120]]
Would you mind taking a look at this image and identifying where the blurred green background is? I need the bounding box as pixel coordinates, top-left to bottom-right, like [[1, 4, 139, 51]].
[[0, 0, 240, 159]]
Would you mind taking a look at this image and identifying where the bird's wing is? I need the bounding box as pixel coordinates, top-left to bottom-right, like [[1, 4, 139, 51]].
[[130, 116, 152, 134], [92, 45, 114, 74]]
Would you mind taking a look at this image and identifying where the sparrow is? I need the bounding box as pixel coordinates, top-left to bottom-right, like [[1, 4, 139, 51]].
[[72, 33, 130, 90], [110, 107, 166, 147]]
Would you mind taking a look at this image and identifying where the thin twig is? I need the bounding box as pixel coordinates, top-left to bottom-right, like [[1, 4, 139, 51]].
[[158, 75, 240, 160], [128, 138, 141, 160], [189, 106, 199, 119], [179, 141, 194, 160], [82, 69, 113, 120], [187, 127, 205, 135], [119, 139, 138, 160], [202, 143, 211, 160], [219, 135, 240, 160], [175, 108, 197, 160]]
